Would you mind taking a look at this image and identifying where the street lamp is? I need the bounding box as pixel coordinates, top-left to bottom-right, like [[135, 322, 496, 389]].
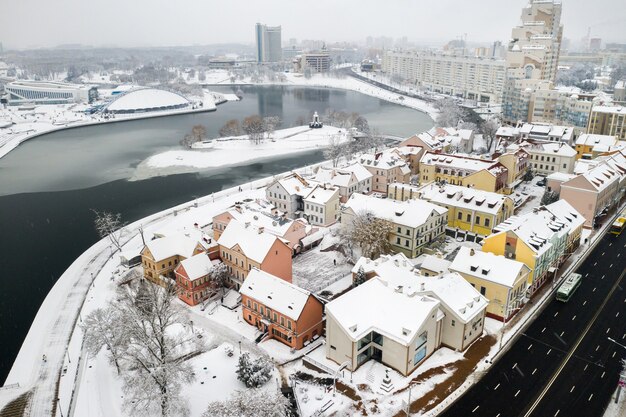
[[405, 380, 420, 416], [189, 320, 194, 334]]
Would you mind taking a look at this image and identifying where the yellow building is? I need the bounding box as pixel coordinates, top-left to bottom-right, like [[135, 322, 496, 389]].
[[449, 247, 530, 320], [574, 133, 619, 160], [415, 183, 515, 237], [141, 236, 207, 286], [419, 152, 509, 194], [587, 105, 626, 140], [497, 149, 529, 191]]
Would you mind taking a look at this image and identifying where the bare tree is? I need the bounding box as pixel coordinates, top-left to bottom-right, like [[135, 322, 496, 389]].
[[324, 134, 346, 167], [346, 211, 393, 259], [353, 115, 370, 134], [263, 116, 282, 140], [480, 118, 500, 154], [219, 119, 242, 137], [115, 280, 202, 417], [435, 98, 464, 127], [242, 115, 265, 144], [191, 125, 207, 142], [92, 210, 126, 252], [82, 307, 125, 374], [202, 389, 291, 417]]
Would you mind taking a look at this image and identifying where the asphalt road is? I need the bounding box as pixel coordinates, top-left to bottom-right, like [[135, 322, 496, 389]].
[[440, 230, 626, 417]]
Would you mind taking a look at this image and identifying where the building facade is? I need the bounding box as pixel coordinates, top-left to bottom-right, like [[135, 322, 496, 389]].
[[255, 23, 282, 63], [587, 106, 626, 140], [4, 80, 97, 105], [141, 236, 207, 286]]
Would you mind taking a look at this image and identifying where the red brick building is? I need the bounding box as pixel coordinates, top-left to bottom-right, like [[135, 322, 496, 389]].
[[174, 254, 219, 306], [240, 269, 324, 350]]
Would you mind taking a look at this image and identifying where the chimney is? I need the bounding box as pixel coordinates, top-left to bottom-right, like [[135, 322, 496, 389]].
[[258, 227, 264, 234], [235, 205, 242, 213], [470, 248, 475, 256], [420, 282, 425, 291], [245, 222, 251, 228]]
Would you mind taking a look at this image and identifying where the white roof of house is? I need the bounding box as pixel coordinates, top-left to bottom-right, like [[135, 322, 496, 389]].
[[310, 168, 355, 188], [575, 134, 617, 147], [326, 276, 441, 345], [420, 256, 451, 274], [417, 183, 509, 215], [178, 254, 214, 281], [339, 162, 373, 182], [217, 200, 308, 237], [568, 154, 626, 192], [217, 220, 283, 263], [497, 126, 520, 137], [240, 269, 313, 321], [546, 172, 576, 182], [449, 247, 529, 288], [359, 148, 410, 170], [272, 173, 313, 196], [420, 152, 497, 172], [144, 235, 201, 261], [526, 141, 577, 157], [591, 105, 626, 114], [343, 193, 447, 228], [304, 185, 339, 205], [106, 88, 191, 112]]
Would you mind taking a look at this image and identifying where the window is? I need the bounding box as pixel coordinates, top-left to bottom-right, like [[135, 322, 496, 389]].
[[485, 218, 490, 227], [480, 286, 486, 296], [287, 320, 292, 330], [457, 212, 462, 220], [466, 214, 471, 222], [414, 346, 427, 365], [451, 320, 456, 327], [476, 216, 481, 225], [280, 317, 285, 326]]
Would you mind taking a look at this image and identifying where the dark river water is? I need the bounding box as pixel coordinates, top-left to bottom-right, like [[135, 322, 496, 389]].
[[0, 85, 433, 382]]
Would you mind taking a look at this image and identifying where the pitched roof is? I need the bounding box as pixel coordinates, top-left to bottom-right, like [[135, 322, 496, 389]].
[[417, 183, 510, 215], [343, 193, 447, 228], [304, 185, 339, 205], [271, 173, 313, 196], [420, 151, 497, 172], [449, 247, 529, 288], [144, 235, 202, 261], [178, 254, 215, 281], [217, 220, 285, 263], [240, 269, 313, 321]]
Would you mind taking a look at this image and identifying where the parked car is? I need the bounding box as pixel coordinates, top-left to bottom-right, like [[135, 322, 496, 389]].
[[536, 177, 547, 187]]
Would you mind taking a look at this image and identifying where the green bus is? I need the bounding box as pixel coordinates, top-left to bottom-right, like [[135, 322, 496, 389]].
[[556, 273, 582, 302]]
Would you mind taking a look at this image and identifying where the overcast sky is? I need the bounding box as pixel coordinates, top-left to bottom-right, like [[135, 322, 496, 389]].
[[1, 0, 624, 50]]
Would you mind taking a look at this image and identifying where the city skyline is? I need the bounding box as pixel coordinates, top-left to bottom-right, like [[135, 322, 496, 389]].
[[1, 0, 625, 50]]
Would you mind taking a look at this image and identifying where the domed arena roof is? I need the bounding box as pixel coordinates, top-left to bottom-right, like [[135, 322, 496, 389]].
[[104, 88, 192, 114]]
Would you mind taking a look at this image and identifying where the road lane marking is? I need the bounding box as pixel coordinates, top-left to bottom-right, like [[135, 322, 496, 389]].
[[613, 351, 616, 358], [547, 349, 552, 355], [515, 390, 520, 397], [593, 287, 596, 292], [584, 364, 588, 371], [583, 300, 587, 306], [596, 345, 600, 351], [602, 252, 605, 256], [602, 371, 605, 378], [554, 410, 560, 417], [532, 368, 537, 375], [513, 363, 517, 369], [570, 385, 575, 393], [528, 343, 533, 350], [610, 264, 613, 268], [606, 327, 611, 334], [617, 312, 620, 317], [554, 312, 558, 317], [594, 262, 597, 266], [572, 315, 576, 321], [542, 327, 546, 333], [472, 405, 479, 413], [588, 394, 593, 401], [601, 275, 605, 280], [494, 383, 500, 390], [522, 268, 626, 417], [560, 331, 565, 337]]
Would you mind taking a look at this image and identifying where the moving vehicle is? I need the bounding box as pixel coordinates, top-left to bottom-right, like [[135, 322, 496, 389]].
[[556, 272, 582, 302], [609, 208, 626, 236]]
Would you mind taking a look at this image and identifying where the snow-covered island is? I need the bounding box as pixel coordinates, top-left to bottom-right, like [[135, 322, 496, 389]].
[[133, 125, 353, 179]]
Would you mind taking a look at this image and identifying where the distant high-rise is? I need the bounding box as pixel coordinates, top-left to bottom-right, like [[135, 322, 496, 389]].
[[255, 23, 282, 63], [503, 0, 564, 124]]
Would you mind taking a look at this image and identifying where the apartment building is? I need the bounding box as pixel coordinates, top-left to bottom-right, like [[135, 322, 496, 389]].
[[303, 185, 340, 226], [359, 149, 411, 194], [497, 123, 577, 145], [449, 247, 530, 320], [512, 141, 577, 175], [141, 235, 207, 286], [342, 193, 447, 258], [559, 151, 626, 227], [217, 220, 292, 288], [416, 183, 515, 237], [308, 163, 372, 202], [266, 173, 313, 219], [174, 254, 219, 306], [382, 50, 506, 103], [240, 269, 324, 350], [326, 253, 487, 376], [587, 106, 626, 140], [482, 200, 584, 295], [419, 152, 509, 194]]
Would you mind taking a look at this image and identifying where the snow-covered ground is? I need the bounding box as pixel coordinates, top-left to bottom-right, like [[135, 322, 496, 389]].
[[134, 125, 350, 179]]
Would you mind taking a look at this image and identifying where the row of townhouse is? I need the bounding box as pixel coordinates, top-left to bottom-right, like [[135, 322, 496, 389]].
[[308, 163, 373, 203], [508, 140, 577, 176], [341, 193, 448, 258], [401, 127, 474, 156], [326, 253, 488, 376], [496, 123, 577, 145], [549, 151, 626, 228], [481, 200, 585, 295], [359, 149, 411, 193]]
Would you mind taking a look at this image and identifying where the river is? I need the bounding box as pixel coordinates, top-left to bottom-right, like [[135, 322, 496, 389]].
[[0, 85, 433, 382]]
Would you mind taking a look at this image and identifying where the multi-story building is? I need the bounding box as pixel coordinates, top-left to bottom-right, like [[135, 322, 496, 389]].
[[359, 149, 411, 194], [559, 151, 626, 227], [266, 173, 313, 219], [4, 80, 98, 105], [503, 1, 563, 124], [419, 152, 509, 194], [497, 148, 530, 190], [255, 23, 282, 63], [141, 235, 207, 286], [240, 269, 324, 350], [217, 220, 292, 288], [481, 200, 584, 295], [174, 254, 219, 306], [212, 200, 317, 255], [415, 183, 515, 237], [449, 247, 530, 320], [342, 193, 447, 258], [325, 253, 487, 376], [308, 163, 372, 203], [513, 141, 577, 175], [574, 133, 620, 160], [294, 51, 331, 73], [497, 123, 577, 145], [587, 105, 626, 140], [303, 185, 340, 226], [382, 50, 506, 103]]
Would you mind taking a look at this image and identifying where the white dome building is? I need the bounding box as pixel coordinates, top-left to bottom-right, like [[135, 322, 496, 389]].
[[103, 88, 193, 114]]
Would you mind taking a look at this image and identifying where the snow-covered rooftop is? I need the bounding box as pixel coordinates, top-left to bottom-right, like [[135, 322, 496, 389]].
[[215, 200, 309, 238], [575, 133, 617, 147], [343, 193, 447, 228], [178, 253, 214, 281], [240, 269, 313, 321], [420, 255, 451, 275], [272, 173, 313, 196], [359, 148, 410, 170], [449, 247, 529, 288], [304, 185, 339, 205], [420, 151, 497, 173], [144, 235, 202, 261], [417, 183, 510, 215], [217, 220, 285, 263], [105, 88, 191, 112]]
